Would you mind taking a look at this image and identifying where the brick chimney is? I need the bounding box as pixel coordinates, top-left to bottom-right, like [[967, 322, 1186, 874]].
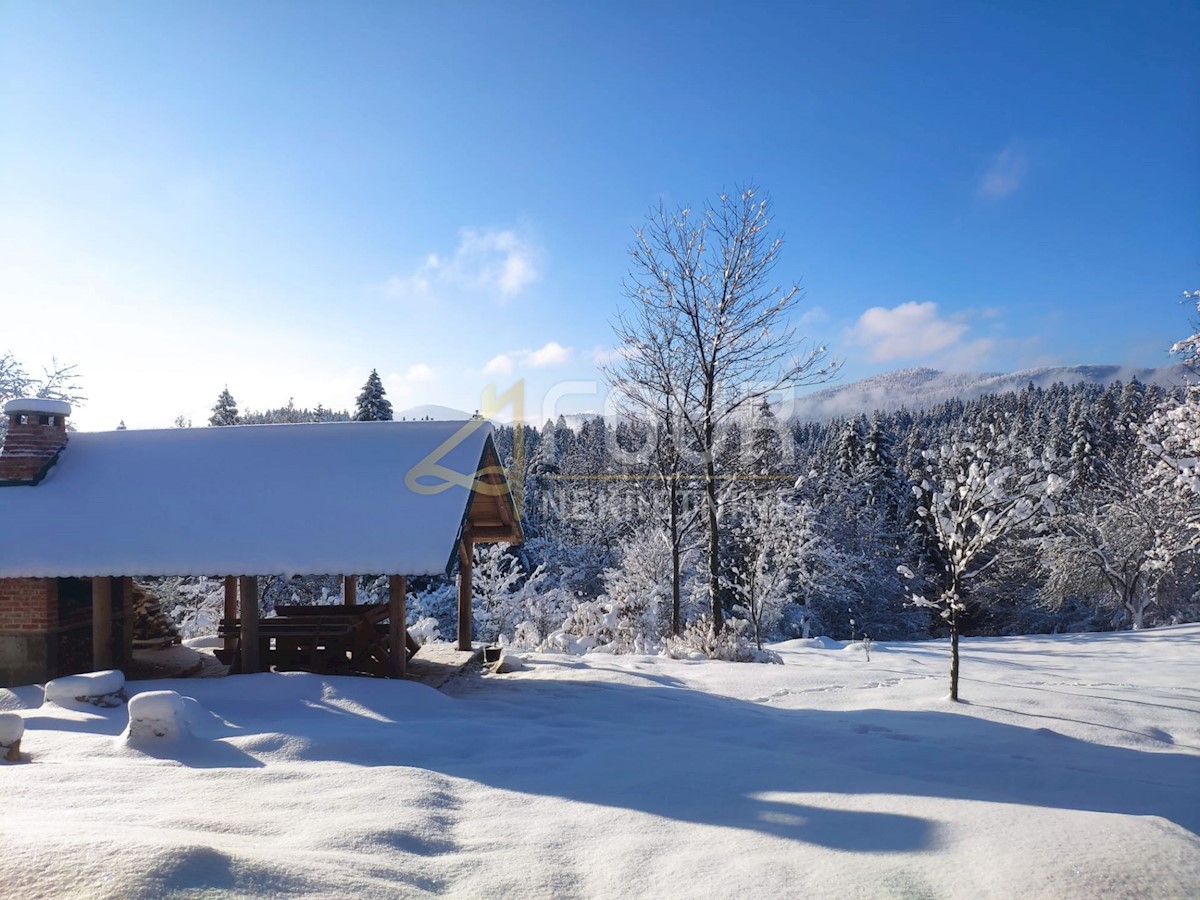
[[1, 398, 72, 484]]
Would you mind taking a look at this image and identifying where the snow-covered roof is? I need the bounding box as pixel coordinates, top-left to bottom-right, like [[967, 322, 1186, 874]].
[[4, 398, 72, 416], [0, 420, 519, 578]]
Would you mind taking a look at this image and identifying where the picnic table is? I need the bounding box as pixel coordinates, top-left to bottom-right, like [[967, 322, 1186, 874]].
[[217, 603, 420, 677]]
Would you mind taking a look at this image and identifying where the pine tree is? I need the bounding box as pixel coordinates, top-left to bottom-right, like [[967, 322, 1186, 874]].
[[208, 387, 240, 426], [353, 370, 394, 421]]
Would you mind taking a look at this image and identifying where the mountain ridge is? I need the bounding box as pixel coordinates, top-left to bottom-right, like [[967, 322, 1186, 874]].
[[778, 363, 1186, 422]]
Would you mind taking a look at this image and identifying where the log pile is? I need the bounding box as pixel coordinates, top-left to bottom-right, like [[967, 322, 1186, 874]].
[[131, 582, 182, 650]]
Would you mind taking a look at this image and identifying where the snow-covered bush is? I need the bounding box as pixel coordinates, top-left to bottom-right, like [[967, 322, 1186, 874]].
[[662, 615, 782, 663], [599, 529, 675, 646], [142, 577, 228, 640], [406, 581, 458, 630], [407, 616, 442, 645]]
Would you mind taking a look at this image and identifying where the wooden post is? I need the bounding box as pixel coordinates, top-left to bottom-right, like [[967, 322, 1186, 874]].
[[223, 576, 237, 654], [457, 535, 473, 651], [239, 575, 260, 674], [343, 575, 357, 606], [388, 575, 407, 678], [91, 577, 112, 669]]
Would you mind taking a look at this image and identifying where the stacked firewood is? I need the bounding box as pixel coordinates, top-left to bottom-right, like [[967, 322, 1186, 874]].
[[131, 582, 182, 650]]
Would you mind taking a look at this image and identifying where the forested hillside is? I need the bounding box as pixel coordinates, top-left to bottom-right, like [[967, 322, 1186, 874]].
[[478, 375, 1197, 651]]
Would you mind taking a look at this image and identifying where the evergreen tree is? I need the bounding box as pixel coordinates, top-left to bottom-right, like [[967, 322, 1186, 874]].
[[208, 387, 240, 426], [353, 370, 394, 421]]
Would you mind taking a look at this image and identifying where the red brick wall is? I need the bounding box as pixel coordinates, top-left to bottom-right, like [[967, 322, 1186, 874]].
[[0, 578, 56, 630]]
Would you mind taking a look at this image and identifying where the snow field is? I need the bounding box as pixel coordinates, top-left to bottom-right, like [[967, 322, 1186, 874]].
[[0, 626, 1197, 898]]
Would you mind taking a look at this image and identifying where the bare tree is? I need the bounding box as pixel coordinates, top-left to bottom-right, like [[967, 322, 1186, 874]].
[[0, 352, 85, 437], [607, 186, 836, 634]]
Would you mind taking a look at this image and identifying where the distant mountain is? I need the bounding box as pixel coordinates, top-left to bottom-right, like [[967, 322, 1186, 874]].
[[394, 404, 473, 421], [780, 364, 1187, 422]]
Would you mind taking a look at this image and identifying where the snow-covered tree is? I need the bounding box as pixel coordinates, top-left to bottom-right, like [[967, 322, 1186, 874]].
[[1040, 478, 1193, 630], [907, 419, 1066, 699], [608, 186, 837, 636], [208, 387, 240, 426], [471, 542, 525, 642], [723, 491, 822, 649], [353, 369, 394, 422], [601, 525, 679, 645]]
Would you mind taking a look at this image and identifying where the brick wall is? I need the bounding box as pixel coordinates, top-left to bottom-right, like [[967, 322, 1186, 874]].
[[0, 578, 57, 686], [0, 578, 56, 630]]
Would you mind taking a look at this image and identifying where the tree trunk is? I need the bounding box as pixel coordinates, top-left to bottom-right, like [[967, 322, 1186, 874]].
[[949, 601, 960, 701], [705, 455, 723, 634], [669, 476, 681, 636]]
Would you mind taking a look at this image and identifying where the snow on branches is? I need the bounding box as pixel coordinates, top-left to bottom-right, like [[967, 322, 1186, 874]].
[[907, 418, 1066, 699]]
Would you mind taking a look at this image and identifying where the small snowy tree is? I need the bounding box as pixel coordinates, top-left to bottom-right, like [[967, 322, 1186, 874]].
[[597, 524, 693, 649], [723, 492, 822, 649], [354, 369, 394, 422], [208, 387, 240, 426], [907, 420, 1065, 699]]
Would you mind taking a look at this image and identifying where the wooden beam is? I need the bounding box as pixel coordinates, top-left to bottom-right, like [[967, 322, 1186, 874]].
[[388, 575, 407, 678], [91, 577, 112, 670], [343, 575, 357, 606], [457, 535, 474, 651], [239, 576, 260, 674], [470, 525, 520, 543], [223, 576, 238, 654]]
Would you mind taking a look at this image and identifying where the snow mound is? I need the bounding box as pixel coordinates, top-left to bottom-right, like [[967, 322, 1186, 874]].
[[0, 713, 24, 762], [842, 640, 876, 654], [772, 636, 845, 651], [121, 691, 193, 743], [0, 713, 23, 744], [495, 654, 528, 673], [0, 686, 42, 712], [183, 635, 223, 650], [44, 670, 126, 707]]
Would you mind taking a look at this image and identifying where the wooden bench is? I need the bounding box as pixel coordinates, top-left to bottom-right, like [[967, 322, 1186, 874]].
[[218, 605, 420, 677]]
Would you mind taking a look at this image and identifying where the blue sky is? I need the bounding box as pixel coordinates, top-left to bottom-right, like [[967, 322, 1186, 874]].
[[2, 1, 1197, 430]]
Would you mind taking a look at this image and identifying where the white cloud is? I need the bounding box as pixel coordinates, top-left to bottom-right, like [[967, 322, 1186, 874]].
[[483, 354, 515, 376], [385, 227, 541, 300], [978, 141, 1030, 199], [476, 342, 573, 377], [526, 341, 572, 367], [847, 301, 969, 362]]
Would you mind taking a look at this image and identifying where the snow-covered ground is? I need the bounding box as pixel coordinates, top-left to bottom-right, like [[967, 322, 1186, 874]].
[[2, 627, 1198, 899]]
